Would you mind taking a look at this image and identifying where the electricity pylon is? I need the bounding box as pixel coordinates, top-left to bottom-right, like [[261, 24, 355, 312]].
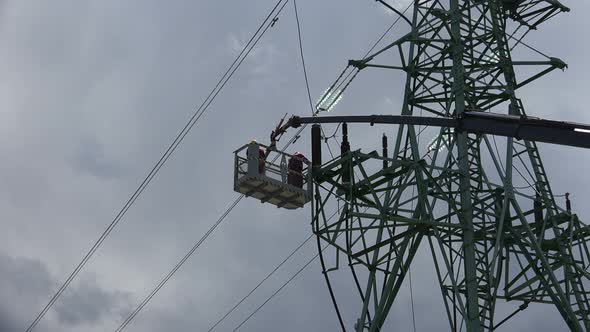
[[310, 1, 590, 331]]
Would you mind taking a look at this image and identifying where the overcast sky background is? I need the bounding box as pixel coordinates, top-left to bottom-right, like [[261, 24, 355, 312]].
[[0, 1, 589, 331]]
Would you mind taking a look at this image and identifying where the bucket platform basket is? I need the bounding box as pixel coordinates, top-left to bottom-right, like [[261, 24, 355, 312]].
[[233, 142, 312, 209]]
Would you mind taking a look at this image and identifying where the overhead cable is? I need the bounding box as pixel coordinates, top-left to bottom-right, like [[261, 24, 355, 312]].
[[115, 123, 308, 331], [207, 206, 341, 331], [293, 0, 338, 160], [293, 0, 315, 116], [207, 234, 314, 331], [229, 3, 421, 330], [376, 0, 412, 26], [115, 196, 244, 332], [24, 1, 288, 331], [116, 2, 417, 331], [232, 246, 327, 332]]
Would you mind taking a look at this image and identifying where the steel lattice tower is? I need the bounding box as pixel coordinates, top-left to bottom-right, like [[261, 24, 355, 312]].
[[311, 0, 590, 331]]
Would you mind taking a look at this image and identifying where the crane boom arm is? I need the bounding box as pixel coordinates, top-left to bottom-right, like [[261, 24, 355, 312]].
[[274, 112, 590, 149]]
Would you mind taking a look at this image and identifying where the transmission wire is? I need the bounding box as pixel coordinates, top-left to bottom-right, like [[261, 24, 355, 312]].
[[118, 2, 416, 331], [207, 233, 315, 331], [115, 10, 334, 324], [314, 0, 412, 123], [212, 10, 420, 328], [115, 123, 305, 332], [24, 2, 288, 331], [506, 31, 550, 59], [208, 206, 341, 331], [293, 0, 336, 160], [115, 196, 244, 332], [294, 0, 314, 116], [364, 1, 413, 58], [219, 8, 418, 323], [232, 246, 328, 331]]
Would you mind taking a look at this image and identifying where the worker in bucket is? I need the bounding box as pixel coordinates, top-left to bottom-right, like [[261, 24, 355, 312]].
[[247, 140, 267, 175], [288, 152, 309, 188]]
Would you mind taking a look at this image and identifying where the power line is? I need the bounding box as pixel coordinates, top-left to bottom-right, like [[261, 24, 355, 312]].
[[115, 119, 307, 332], [114, 123, 308, 331], [293, 0, 337, 160], [232, 246, 327, 332], [207, 233, 314, 331], [310, 0, 413, 122], [112, 4, 301, 332], [376, 0, 412, 26], [227, 4, 419, 330], [219, 190, 391, 331], [115, 196, 244, 332], [24, 1, 288, 331], [293, 0, 314, 116], [118, 3, 416, 331], [208, 207, 341, 331], [364, 0, 414, 58]]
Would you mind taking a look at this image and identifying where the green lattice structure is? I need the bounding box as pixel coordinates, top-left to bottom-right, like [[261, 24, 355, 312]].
[[311, 1, 590, 331]]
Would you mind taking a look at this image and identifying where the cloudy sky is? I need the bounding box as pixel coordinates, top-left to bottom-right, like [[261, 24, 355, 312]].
[[0, 1, 589, 331]]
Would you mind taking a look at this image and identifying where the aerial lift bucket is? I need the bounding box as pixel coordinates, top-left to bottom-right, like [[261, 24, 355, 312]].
[[233, 142, 312, 209]]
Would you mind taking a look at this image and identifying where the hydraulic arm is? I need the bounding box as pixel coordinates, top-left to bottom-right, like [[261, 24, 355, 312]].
[[270, 111, 590, 149]]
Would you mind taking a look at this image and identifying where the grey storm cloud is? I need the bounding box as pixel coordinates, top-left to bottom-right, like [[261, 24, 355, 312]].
[[0, 255, 53, 332], [71, 136, 126, 180], [0, 0, 588, 331], [54, 279, 131, 326], [0, 254, 131, 332]]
